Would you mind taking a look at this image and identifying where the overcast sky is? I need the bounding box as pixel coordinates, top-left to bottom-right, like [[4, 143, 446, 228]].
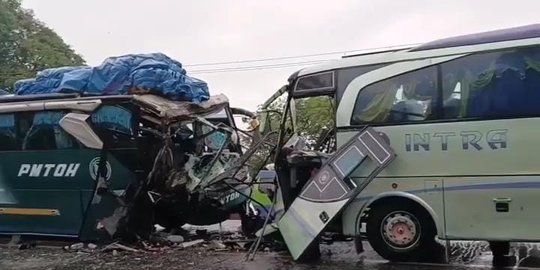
[[20, 0, 540, 110]]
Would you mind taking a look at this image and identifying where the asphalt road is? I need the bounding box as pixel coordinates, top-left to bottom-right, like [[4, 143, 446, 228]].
[[186, 220, 540, 269], [1, 220, 540, 270], [2, 240, 539, 270]]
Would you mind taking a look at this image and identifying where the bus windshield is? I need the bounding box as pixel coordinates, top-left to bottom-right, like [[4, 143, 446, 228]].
[[289, 95, 336, 152]]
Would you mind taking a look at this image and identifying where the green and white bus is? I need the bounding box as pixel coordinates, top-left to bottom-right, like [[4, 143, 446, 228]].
[[267, 23, 540, 262], [0, 92, 258, 241]]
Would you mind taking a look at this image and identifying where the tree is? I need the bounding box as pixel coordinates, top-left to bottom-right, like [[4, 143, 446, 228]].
[[293, 96, 335, 150], [0, 0, 85, 91], [247, 93, 336, 172], [257, 93, 334, 147]]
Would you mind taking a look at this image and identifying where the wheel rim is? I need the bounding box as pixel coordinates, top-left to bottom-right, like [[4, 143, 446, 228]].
[[380, 210, 421, 250]]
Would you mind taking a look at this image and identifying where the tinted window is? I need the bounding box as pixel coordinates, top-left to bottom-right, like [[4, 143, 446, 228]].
[[350, 46, 540, 126], [294, 72, 334, 92], [0, 114, 17, 151], [91, 105, 134, 135], [22, 111, 79, 150], [351, 66, 438, 125], [441, 47, 540, 119], [336, 64, 386, 103], [91, 105, 136, 148]]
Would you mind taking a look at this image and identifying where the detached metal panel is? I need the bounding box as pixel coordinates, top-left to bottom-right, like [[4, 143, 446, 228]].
[[278, 127, 396, 260]]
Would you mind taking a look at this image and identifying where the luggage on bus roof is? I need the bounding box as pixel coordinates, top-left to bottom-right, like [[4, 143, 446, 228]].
[[13, 53, 210, 103]]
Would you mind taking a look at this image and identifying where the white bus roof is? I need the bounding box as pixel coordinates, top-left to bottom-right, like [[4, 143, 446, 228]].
[[295, 24, 540, 78]]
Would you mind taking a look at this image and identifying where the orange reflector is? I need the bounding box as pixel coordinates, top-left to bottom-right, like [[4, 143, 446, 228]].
[[0, 208, 60, 216]]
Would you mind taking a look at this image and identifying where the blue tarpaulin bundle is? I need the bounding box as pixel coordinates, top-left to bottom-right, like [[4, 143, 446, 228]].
[[14, 53, 210, 103]]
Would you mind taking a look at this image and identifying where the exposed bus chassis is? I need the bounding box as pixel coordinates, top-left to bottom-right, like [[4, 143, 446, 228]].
[[83, 94, 277, 241]]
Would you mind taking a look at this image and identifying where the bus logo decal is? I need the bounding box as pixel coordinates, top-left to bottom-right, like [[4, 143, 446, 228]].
[[405, 129, 508, 152], [89, 157, 112, 181], [17, 163, 81, 178]]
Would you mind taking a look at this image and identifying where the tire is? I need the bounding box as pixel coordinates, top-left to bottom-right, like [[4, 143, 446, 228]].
[[489, 241, 510, 257], [366, 201, 439, 262], [490, 241, 512, 267]]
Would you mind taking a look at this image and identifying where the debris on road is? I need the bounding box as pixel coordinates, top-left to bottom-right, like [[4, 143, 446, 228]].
[[206, 240, 227, 251], [68, 243, 84, 251], [180, 240, 205, 249], [103, 242, 140, 253], [166, 235, 185, 244]]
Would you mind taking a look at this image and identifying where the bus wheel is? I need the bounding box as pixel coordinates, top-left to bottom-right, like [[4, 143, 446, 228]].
[[367, 202, 438, 262], [489, 241, 510, 257]]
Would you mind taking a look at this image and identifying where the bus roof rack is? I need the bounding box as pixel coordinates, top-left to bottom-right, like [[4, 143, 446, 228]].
[[0, 92, 141, 104], [0, 93, 81, 103], [411, 23, 540, 52]]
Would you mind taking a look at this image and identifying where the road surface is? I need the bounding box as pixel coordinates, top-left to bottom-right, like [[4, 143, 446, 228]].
[[1, 220, 539, 269]]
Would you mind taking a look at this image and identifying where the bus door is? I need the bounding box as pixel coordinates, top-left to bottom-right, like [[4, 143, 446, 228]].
[[273, 73, 397, 260], [278, 127, 396, 260]]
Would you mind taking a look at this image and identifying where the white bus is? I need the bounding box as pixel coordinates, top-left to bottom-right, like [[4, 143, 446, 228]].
[[265, 23, 540, 262]]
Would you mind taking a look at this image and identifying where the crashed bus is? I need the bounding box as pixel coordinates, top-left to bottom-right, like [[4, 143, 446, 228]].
[[0, 91, 270, 241], [258, 24, 540, 262], [0, 53, 279, 242]]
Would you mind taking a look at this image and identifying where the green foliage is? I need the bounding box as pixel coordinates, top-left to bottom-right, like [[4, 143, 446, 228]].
[[257, 94, 335, 144], [294, 96, 335, 148], [249, 94, 335, 172], [0, 0, 85, 91]]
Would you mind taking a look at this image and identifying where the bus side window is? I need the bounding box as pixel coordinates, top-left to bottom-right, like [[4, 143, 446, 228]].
[[351, 66, 438, 125], [91, 105, 134, 135], [441, 46, 540, 119], [90, 105, 135, 148], [336, 64, 387, 104], [351, 46, 540, 125], [22, 111, 79, 150], [441, 73, 462, 119], [0, 114, 18, 151]]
